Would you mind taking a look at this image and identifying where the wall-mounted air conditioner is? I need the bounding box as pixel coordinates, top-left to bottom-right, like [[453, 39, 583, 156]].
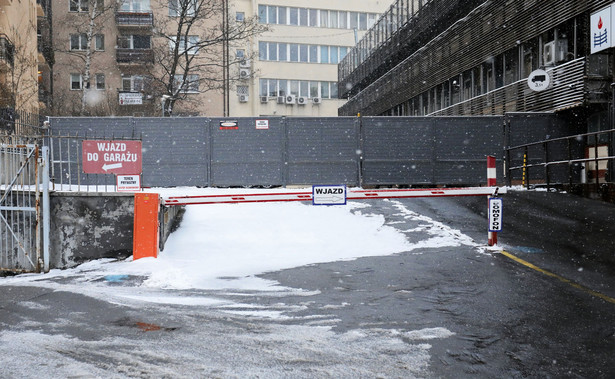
[[297, 96, 307, 105], [543, 41, 555, 66], [239, 59, 251, 68], [277, 96, 285, 104], [285, 95, 296, 104], [239, 94, 249, 103], [260, 96, 268, 103], [239, 68, 251, 79], [312, 97, 322, 104]]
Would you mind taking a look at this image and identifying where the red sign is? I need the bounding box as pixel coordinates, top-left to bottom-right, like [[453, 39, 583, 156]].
[[82, 140, 142, 174]]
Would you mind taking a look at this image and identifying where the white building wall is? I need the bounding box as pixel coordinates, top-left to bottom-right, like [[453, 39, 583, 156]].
[[229, 0, 389, 117]]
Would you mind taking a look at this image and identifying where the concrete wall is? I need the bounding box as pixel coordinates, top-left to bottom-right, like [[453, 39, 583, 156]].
[[49, 192, 182, 269]]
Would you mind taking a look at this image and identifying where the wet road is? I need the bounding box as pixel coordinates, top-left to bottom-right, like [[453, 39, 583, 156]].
[[1, 190, 614, 378]]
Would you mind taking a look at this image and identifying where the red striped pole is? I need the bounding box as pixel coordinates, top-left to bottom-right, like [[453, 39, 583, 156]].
[[487, 156, 497, 246]]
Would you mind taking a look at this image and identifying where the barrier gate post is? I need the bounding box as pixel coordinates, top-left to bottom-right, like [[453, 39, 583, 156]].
[[487, 156, 498, 246], [133, 193, 160, 260]]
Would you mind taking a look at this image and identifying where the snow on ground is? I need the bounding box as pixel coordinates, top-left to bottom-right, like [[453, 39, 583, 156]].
[[0, 188, 502, 377]]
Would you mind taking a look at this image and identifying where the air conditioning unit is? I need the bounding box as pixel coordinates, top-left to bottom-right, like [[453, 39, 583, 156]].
[[297, 96, 307, 105], [260, 96, 268, 103], [543, 41, 555, 66], [239, 94, 249, 103], [239, 59, 251, 68], [312, 97, 322, 104], [285, 95, 296, 104], [239, 68, 251, 79], [277, 96, 286, 104]]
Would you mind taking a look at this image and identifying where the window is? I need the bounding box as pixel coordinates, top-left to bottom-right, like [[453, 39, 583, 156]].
[[290, 44, 299, 62], [339, 11, 348, 29], [237, 85, 248, 96], [309, 9, 318, 27], [299, 45, 308, 62], [69, 0, 88, 12], [321, 81, 329, 98], [309, 45, 318, 63], [278, 43, 287, 61], [320, 45, 329, 63], [169, 0, 195, 16], [236, 49, 245, 59], [329, 11, 338, 28], [258, 5, 266, 23], [310, 81, 319, 98], [95, 73, 105, 90], [331, 82, 338, 98], [95, 34, 104, 51], [122, 75, 145, 91], [268, 43, 277, 61], [236, 12, 244, 22], [259, 41, 267, 60], [119, 34, 151, 49], [320, 11, 328, 28], [171, 35, 199, 54], [359, 13, 367, 30], [299, 81, 309, 97], [70, 73, 83, 90], [330, 46, 339, 64], [350, 12, 358, 30], [278, 7, 286, 24], [299, 8, 308, 26], [268, 6, 277, 24], [289, 7, 298, 25], [120, 0, 150, 12], [70, 34, 87, 51], [174, 74, 199, 93]]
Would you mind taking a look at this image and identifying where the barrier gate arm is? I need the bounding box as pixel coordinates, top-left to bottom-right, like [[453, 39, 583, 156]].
[[135, 157, 504, 260]]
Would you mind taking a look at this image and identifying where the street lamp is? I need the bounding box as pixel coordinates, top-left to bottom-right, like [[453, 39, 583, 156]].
[[161, 94, 170, 117]]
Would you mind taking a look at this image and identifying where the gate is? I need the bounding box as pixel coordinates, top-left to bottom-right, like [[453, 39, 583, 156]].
[[0, 142, 50, 273]]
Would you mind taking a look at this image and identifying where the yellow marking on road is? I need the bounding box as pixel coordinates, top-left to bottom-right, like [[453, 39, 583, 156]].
[[500, 250, 615, 305]]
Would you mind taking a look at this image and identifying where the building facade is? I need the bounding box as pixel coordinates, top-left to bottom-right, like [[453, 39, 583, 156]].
[[228, 0, 389, 117], [338, 0, 614, 137], [51, 0, 226, 117], [0, 0, 41, 114]]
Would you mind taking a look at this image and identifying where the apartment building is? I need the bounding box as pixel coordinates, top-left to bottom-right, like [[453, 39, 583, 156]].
[[0, 0, 40, 113], [52, 0, 225, 117], [229, 0, 389, 117]]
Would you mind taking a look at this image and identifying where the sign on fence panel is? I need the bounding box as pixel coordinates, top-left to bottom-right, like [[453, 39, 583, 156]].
[[82, 140, 142, 174], [489, 198, 503, 232], [116, 174, 141, 192], [313, 185, 347, 205]]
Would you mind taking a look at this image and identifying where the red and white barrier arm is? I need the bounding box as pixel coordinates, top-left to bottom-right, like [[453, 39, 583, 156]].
[[161, 186, 504, 206]]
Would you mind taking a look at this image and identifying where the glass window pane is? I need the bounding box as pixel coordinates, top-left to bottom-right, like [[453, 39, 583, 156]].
[[330, 11, 338, 28], [309, 9, 318, 27], [310, 81, 319, 97], [290, 44, 299, 62], [300, 81, 309, 97], [289, 7, 298, 25], [331, 82, 338, 98], [258, 5, 266, 23], [339, 11, 347, 29], [259, 41, 267, 60], [340, 47, 348, 59], [278, 6, 286, 25], [321, 82, 329, 98], [278, 43, 287, 61], [320, 45, 329, 63], [268, 79, 277, 96], [350, 12, 358, 30], [320, 11, 328, 28], [268, 42, 277, 61], [260, 79, 267, 96], [268, 6, 277, 24], [299, 8, 308, 26], [359, 13, 367, 30], [330, 46, 339, 64], [299, 44, 308, 62], [278, 79, 287, 96], [309, 45, 318, 63], [290, 80, 299, 96]]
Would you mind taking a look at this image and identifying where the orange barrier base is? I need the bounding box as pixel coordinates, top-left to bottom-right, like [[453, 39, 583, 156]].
[[133, 193, 159, 260]]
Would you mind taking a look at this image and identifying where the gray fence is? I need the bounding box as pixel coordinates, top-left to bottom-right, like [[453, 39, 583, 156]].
[[47, 114, 575, 188]]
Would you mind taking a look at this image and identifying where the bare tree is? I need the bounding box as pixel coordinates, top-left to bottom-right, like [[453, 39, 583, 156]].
[[53, 0, 117, 116], [152, 0, 266, 116], [1, 23, 39, 112]]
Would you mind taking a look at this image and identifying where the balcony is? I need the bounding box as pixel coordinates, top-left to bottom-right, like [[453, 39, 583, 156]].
[[0, 34, 15, 68], [116, 48, 154, 64], [116, 12, 154, 28]]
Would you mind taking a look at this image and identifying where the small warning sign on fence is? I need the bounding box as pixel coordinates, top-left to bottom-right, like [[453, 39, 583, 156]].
[[116, 174, 141, 192]]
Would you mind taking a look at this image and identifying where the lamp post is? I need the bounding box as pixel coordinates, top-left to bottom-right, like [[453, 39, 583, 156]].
[[161, 94, 170, 117]]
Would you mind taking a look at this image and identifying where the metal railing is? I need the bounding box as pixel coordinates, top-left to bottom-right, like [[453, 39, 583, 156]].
[[505, 128, 615, 191]]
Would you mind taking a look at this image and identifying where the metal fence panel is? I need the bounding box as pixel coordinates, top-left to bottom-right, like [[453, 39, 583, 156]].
[[287, 117, 359, 186], [210, 118, 285, 187], [362, 117, 436, 185], [135, 118, 208, 187]]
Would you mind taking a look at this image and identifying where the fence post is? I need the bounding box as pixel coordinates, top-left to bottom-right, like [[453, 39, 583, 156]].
[[487, 156, 497, 246], [42, 146, 50, 272]]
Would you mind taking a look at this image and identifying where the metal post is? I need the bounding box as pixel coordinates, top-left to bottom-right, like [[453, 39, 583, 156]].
[[42, 146, 50, 273], [487, 156, 497, 246]]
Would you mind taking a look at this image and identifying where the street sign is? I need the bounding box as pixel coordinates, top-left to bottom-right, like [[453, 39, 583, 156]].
[[82, 140, 142, 174], [256, 119, 269, 130], [489, 197, 503, 232], [527, 69, 551, 92], [312, 185, 347, 205], [116, 174, 141, 192]]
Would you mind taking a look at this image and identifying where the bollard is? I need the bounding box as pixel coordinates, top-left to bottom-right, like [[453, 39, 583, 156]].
[[487, 156, 498, 246], [133, 193, 160, 260]]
